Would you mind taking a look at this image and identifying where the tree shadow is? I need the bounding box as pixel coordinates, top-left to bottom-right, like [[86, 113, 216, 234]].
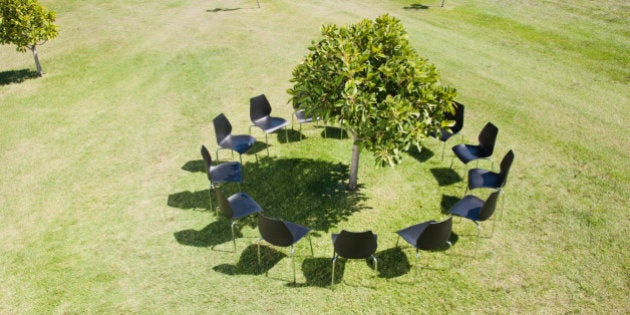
[[0, 69, 39, 86], [440, 194, 461, 214], [207, 8, 241, 12], [213, 244, 285, 275], [239, 157, 368, 235], [403, 3, 430, 10], [407, 146, 434, 162], [376, 247, 411, 279], [169, 157, 368, 248], [430, 167, 462, 186]]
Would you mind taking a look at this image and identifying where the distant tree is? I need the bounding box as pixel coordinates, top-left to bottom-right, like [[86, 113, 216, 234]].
[[0, 0, 59, 76], [288, 14, 457, 190]]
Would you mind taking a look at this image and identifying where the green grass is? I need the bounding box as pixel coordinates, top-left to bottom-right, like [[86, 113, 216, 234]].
[[1, 0, 628, 312]]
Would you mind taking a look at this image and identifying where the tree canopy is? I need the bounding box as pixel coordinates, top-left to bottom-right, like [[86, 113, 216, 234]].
[[0, 0, 58, 75], [288, 14, 457, 189]]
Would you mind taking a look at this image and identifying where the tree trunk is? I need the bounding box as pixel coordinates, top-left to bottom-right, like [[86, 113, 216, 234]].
[[30, 45, 43, 76], [348, 131, 360, 191]]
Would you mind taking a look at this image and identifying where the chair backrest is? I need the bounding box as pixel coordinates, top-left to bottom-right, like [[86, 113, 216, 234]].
[[250, 94, 272, 121], [214, 188, 233, 219], [450, 101, 465, 134], [213, 113, 232, 144], [479, 190, 501, 221], [200, 145, 212, 181], [258, 215, 293, 247], [478, 122, 499, 156], [499, 150, 515, 186], [417, 217, 453, 250], [334, 230, 377, 259]]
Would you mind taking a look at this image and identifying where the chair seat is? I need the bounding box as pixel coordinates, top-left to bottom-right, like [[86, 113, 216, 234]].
[[449, 195, 484, 221], [210, 162, 243, 184], [294, 109, 314, 124], [396, 221, 434, 249], [468, 168, 502, 190], [439, 128, 456, 142], [228, 192, 263, 219], [452, 144, 490, 164], [253, 116, 289, 133], [283, 220, 311, 245], [220, 135, 256, 154]]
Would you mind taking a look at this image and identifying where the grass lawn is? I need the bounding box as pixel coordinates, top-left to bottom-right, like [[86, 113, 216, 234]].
[[1, 0, 628, 312]]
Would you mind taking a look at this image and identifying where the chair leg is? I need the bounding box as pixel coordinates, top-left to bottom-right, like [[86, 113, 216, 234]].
[[265, 133, 270, 157], [371, 255, 378, 286], [414, 250, 419, 278], [331, 255, 337, 286], [291, 245, 296, 283], [307, 234, 314, 256], [474, 221, 481, 257], [231, 221, 237, 252], [257, 239, 262, 273], [441, 141, 446, 161], [499, 190, 506, 221]]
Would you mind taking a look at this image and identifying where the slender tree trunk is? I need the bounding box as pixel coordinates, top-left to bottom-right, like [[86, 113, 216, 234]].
[[348, 130, 360, 191], [30, 45, 43, 76]]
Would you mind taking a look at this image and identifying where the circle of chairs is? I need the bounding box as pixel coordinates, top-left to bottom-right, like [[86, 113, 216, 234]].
[[200, 97, 513, 285]]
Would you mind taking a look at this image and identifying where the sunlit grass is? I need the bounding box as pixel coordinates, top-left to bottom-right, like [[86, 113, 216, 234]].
[[1, 0, 628, 312]]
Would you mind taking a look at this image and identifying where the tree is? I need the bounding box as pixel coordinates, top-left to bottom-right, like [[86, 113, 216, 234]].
[[288, 14, 457, 190], [0, 0, 59, 76]]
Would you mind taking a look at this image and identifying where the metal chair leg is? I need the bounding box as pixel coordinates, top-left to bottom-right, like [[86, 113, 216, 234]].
[[291, 245, 296, 283], [474, 221, 481, 257], [231, 221, 237, 252], [265, 133, 269, 156], [331, 255, 337, 286]]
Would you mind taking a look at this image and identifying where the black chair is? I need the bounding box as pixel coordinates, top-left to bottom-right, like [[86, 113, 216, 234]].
[[249, 94, 288, 156], [467, 150, 514, 193], [467, 150, 514, 219], [396, 216, 453, 271], [213, 113, 256, 164], [291, 102, 324, 140], [201, 145, 243, 209], [451, 122, 498, 170], [331, 230, 378, 286], [437, 101, 465, 160], [257, 215, 313, 283], [214, 188, 263, 251], [449, 190, 500, 255]]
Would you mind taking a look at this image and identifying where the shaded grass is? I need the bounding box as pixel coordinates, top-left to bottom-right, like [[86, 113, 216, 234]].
[[0, 0, 628, 313]]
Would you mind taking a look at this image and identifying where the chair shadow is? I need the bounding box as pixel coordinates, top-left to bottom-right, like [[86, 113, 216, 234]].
[[0, 69, 39, 86], [173, 218, 239, 248], [440, 194, 461, 214], [181, 159, 205, 173], [247, 141, 269, 156], [322, 127, 348, 139], [407, 146, 434, 162], [403, 3, 430, 10], [277, 129, 304, 143], [376, 247, 411, 279], [213, 244, 285, 275], [302, 257, 342, 287], [167, 190, 210, 210], [430, 167, 462, 186]]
